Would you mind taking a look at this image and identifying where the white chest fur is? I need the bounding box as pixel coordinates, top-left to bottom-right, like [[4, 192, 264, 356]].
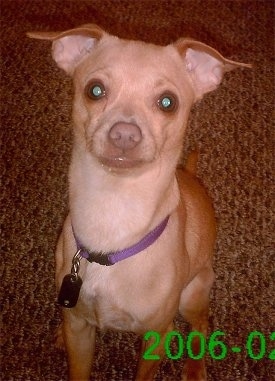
[[77, 216, 186, 333]]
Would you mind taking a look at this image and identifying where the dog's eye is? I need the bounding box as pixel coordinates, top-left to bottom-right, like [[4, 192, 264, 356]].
[[85, 82, 106, 100], [158, 93, 178, 112]]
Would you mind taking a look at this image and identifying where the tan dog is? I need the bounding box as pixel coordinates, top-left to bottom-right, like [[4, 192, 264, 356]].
[[28, 25, 250, 381]]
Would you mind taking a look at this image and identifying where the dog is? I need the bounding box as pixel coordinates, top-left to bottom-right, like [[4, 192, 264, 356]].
[[27, 24, 250, 381]]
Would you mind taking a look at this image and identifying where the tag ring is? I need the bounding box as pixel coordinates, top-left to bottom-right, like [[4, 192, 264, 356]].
[[70, 249, 82, 279]]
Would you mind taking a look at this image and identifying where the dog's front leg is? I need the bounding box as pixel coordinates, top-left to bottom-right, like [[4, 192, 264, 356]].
[[135, 323, 174, 381], [62, 309, 96, 381], [180, 265, 215, 381]]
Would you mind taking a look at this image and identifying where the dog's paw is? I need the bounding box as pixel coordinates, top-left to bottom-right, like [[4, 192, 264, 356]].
[[55, 324, 65, 350]]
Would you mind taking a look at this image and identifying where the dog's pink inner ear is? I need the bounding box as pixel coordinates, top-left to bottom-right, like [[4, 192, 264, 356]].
[[185, 48, 225, 98], [52, 35, 97, 75], [174, 39, 251, 101]]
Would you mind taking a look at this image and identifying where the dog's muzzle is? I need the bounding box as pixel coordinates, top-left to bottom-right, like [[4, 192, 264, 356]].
[[98, 122, 146, 170]]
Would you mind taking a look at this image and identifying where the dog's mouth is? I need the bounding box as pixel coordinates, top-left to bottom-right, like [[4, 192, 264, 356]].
[[99, 156, 145, 170]]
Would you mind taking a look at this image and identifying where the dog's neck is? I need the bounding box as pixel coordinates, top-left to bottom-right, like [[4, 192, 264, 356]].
[[69, 148, 180, 253]]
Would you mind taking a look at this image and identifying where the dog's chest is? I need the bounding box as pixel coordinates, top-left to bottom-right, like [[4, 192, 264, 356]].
[[78, 256, 179, 333], [78, 264, 143, 331]]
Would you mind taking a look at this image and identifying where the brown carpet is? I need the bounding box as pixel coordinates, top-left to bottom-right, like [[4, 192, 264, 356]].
[[1, 1, 274, 380]]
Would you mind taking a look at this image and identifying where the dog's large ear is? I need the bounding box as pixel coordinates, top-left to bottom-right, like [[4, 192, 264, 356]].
[[174, 38, 252, 100], [27, 24, 106, 75]]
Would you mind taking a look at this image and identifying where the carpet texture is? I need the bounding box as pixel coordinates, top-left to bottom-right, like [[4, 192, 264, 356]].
[[1, 1, 274, 380]]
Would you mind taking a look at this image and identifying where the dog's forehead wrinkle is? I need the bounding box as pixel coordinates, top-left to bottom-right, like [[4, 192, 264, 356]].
[[79, 40, 184, 84]]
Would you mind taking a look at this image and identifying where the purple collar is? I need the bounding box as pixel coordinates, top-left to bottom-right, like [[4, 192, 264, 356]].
[[73, 216, 170, 266]]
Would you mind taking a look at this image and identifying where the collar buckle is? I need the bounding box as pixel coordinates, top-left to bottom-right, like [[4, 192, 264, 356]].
[[85, 251, 112, 266]]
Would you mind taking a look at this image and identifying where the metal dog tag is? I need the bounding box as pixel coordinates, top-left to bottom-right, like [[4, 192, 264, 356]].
[[58, 249, 83, 308], [58, 274, 83, 308]]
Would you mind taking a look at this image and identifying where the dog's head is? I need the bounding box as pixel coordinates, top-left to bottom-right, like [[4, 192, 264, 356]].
[[28, 25, 251, 172]]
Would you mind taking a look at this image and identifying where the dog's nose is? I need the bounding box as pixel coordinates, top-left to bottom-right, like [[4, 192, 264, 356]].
[[108, 122, 142, 150]]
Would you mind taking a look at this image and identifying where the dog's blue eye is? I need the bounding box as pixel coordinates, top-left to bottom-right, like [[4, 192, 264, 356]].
[[92, 86, 103, 97], [158, 93, 178, 112], [161, 97, 172, 108], [86, 82, 106, 100]]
